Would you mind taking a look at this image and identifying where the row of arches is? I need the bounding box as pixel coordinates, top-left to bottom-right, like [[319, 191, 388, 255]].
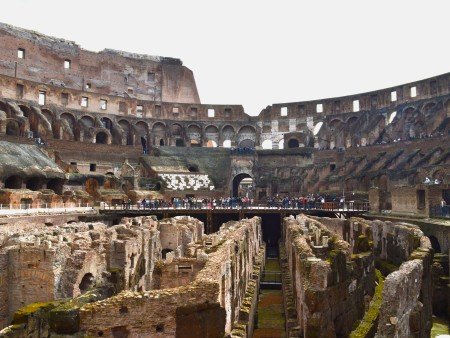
[[1, 98, 449, 149], [3, 175, 65, 194]]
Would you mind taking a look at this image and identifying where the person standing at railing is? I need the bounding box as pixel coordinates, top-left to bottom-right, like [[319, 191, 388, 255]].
[[441, 199, 448, 217]]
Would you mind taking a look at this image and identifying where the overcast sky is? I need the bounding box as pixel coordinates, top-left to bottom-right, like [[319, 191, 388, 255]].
[[1, 0, 449, 115]]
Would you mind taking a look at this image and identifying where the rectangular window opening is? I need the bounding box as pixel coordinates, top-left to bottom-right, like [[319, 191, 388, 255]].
[[208, 108, 215, 118], [89, 163, 97, 172], [316, 103, 323, 113], [38, 91, 46, 105], [147, 72, 155, 82], [280, 106, 288, 116], [298, 104, 305, 114], [81, 97, 89, 107], [391, 91, 397, 102], [410, 86, 417, 98], [100, 99, 107, 110], [61, 92, 69, 105], [155, 105, 161, 116], [64, 59, 71, 69], [85, 83, 91, 89], [371, 94, 378, 108], [353, 99, 360, 112], [172, 107, 179, 115], [430, 80, 437, 95], [224, 108, 231, 117], [17, 48, 25, 59], [190, 107, 197, 117], [333, 100, 341, 112], [16, 84, 24, 99], [119, 101, 127, 113]]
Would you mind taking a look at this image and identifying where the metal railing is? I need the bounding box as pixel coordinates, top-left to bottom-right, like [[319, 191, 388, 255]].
[[430, 205, 450, 219], [0, 203, 94, 216]]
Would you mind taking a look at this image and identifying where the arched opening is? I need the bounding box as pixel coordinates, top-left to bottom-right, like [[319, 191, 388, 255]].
[[47, 178, 64, 194], [6, 120, 20, 136], [152, 122, 166, 146], [95, 131, 108, 144], [119, 120, 133, 145], [261, 139, 273, 149], [79, 273, 95, 294], [188, 124, 202, 145], [162, 248, 173, 259], [238, 139, 255, 148], [4, 175, 22, 189], [232, 173, 253, 198], [223, 139, 232, 148], [26, 177, 44, 191], [100, 117, 113, 132], [279, 139, 284, 149], [205, 125, 219, 146], [428, 236, 441, 253], [80, 116, 95, 128], [206, 140, 217, 147], [175, 139, 185, 147], [188, 165, 199, 173], [287, 139, 299, 148]]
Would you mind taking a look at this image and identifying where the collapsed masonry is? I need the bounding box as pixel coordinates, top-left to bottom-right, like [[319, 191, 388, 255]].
[[0, 216, 264, 337], [282, 215, 433, 338]]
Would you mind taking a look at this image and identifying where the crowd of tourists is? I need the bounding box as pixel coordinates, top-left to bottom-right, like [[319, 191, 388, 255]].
[[130, 194, 355, 210]]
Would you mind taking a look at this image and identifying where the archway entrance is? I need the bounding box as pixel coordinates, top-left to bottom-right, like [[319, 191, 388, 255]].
[[95, 131, 108, 144], [232, 173, 253, 198], [287, 138, 299, 148]]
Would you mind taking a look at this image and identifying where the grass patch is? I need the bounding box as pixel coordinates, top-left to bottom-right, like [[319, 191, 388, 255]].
[[349, 270, 385, 338]]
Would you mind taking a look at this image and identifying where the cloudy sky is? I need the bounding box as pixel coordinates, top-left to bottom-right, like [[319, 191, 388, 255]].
[[1, 0, 449, 115]]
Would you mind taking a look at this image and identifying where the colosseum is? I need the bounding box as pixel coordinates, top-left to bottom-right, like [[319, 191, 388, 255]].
[[0, 22, 448, 337]]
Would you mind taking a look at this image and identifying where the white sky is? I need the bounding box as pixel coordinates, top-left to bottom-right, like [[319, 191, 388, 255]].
[[1, 0, 449, 115]]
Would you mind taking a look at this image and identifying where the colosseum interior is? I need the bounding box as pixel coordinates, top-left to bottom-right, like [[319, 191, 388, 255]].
[[0, 22, 449, 337]]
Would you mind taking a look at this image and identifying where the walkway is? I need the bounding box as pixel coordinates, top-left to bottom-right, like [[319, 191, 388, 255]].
[[253, 257, 286, 338], [0, 204, 95, 217]]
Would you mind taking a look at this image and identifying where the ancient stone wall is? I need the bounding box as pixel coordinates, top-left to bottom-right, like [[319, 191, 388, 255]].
[[283, 214, 375, 337], [0, 216, 263, 337], [0, 215, 161, 329]]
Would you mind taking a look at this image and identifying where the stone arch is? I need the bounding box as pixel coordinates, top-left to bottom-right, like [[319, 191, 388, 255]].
[[222, 125, 235, 147], [237, 125, 256, 147], [0, 101, 10, 117], [26, 177, 44, 191], [79, 273, 95, 294], [95, 131, 110, 144], [287, 138, 300, 148], [4, 175, 23, 189], [80, 115, 95, 128], [135, 121, 149, 151], [59, 112, 77, 140], [5, 119, 20, 136], [47, 178, 64, 194], [238, 139, 255, 148], [261, 139, 273, 149], [205, 125, 219, 146], [187, 124, 202, 146], [118, 119, 133, 145], [171, 123, 184, 146], [232, 173, 253, 198], [100, 117, 113, 133], [428, 235, 441, 253], [152, 122, 166, 146]]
